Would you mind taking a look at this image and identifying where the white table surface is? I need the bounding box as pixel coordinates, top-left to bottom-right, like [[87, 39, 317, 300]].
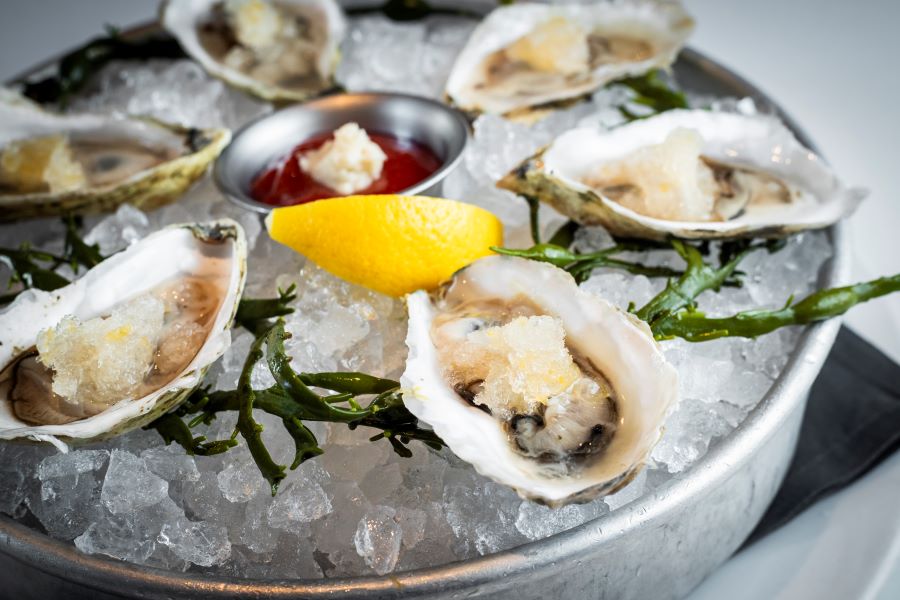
[[1, 1, 898, 598]]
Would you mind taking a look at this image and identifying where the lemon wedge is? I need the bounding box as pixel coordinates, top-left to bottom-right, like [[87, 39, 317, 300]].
[[265, 195, 504, 297]]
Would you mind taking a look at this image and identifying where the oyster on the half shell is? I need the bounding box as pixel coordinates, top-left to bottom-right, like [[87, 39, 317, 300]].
[[401, 255, 678, 506], [499, 108, 866, 240], [445, 0, 693, 118], [162, 0, 347, 102], [0, 220, 247, 451], [0, 91, 230, 222]]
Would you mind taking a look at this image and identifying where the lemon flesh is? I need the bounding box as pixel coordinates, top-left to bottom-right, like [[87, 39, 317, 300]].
[[266, 195, 504, 297]]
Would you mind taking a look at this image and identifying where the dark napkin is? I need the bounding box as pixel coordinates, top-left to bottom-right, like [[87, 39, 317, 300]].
[[743, 326, 900, 547]]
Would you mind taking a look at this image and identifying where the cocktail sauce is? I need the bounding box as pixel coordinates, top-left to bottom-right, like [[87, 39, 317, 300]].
[[250, 131, 443, 206]]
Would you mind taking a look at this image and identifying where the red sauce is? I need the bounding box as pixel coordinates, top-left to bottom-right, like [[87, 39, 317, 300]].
[[250, 130, 443, 207]]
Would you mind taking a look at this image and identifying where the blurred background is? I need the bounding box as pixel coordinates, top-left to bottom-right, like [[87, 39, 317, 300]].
[[1, 1, 898, 598]]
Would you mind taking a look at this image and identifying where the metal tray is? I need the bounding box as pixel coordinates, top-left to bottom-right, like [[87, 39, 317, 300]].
[[0, 14, 848, 600]]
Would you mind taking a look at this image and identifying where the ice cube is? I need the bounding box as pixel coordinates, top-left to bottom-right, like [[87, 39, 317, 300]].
[[267, 480, 332, 531], [84, 204, 150, 256], [395, 506, 427, 550], [101, 450, 168, 515], [70, 59, 269, 130], [650, 400, 733, 473], [75, 513, 157, 563], [217, 459, 267, 503], [30, 450, 109, 540], [38, 449, 108, 480], [141, 446, 200, 482], [182, 471, 227, 521], [237, 492, 281, 554], [336, 16, 474, 98], [159, 517, 231, 567], [515, 501, 585, 540], [353, 505, 402, 575]]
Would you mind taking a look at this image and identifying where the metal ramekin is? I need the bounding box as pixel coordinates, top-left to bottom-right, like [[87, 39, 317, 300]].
[[213, 92, 470, 212]]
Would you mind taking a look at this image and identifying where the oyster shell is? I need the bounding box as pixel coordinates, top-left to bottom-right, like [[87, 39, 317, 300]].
[[401, 255, 678, 506], [0, 93, 230, 222], [499, 108, 866, 240], [0, 220, 247, 450], [162, 0, 347, 102], [445, 0, 693, 118]]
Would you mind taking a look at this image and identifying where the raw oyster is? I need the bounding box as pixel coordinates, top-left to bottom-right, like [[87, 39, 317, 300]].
[[445, 0, 693, 118], [162, 0, 347, 102], [0, 92, 230, 222], [499, 109, 866, 240], [0, 221, 247, 450], [401, 255, 678, 506]]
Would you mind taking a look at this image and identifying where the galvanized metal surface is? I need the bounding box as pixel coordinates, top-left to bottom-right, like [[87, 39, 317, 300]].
[[214, 92, 471, 213], [0, 23, 849, 600]]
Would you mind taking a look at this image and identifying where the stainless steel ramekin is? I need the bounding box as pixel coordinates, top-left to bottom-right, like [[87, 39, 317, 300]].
[[213, 92, 470, 212]]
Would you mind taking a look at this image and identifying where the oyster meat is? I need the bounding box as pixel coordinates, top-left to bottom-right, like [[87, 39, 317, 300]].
[[162, 0, 347, 102], [499, 108, 866, 240], [401, 255, 678, 506], [0, 92, 230, 222], [0, 221, 247, 450], [445, 0, 693, 117]]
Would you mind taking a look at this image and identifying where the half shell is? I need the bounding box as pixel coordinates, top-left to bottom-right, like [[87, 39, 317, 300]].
[[401, 255, 678, 506], [0, 93, 230, 222], [498, 108, 866, 240], [162, 0, 347, 102], [0, 220, 247, 450], [445, 0, 693, 117]]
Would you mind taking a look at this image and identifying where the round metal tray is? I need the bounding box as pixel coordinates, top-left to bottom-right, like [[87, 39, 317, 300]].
[[0, 15, 848, 600]]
